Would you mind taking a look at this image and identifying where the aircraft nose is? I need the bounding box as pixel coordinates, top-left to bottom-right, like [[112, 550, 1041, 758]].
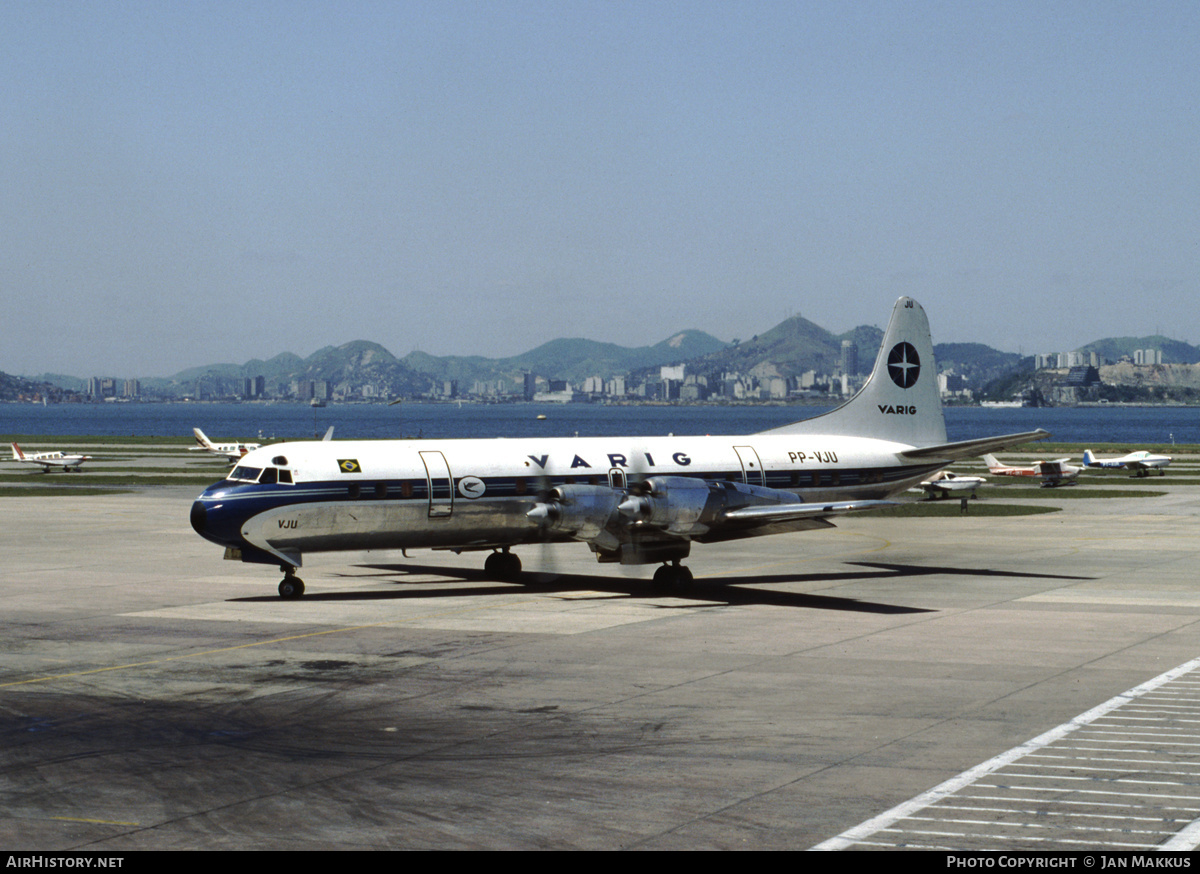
[[190, 500, 207, 536]]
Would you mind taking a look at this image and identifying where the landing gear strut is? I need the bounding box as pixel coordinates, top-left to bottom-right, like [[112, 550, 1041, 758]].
[[278, 566, 305, 599], [484, 549, 522, 581], [652, 561, 693, 590]]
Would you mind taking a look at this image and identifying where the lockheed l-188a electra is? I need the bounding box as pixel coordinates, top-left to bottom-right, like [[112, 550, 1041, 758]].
[[190, 298, 1049, 598]]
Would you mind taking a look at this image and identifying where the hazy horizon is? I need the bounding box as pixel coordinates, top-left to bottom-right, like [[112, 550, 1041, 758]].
[[5, 2, 1198, 376]]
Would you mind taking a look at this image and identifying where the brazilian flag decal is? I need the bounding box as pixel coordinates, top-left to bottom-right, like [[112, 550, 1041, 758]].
[[338, 459, 361, 474]]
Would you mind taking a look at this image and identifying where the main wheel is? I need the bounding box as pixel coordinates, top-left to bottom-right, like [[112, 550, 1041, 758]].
[[485, 550, 522, 581], [652, 563, 693, 590]]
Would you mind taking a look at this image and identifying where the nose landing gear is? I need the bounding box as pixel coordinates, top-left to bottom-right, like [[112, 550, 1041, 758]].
[[278, 566, 305, 599]]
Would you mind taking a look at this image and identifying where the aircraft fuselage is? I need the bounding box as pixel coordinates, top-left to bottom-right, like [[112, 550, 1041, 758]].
[[190, 433, 941, 568]]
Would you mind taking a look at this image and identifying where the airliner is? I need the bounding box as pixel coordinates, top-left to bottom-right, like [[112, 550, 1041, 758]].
[[1082, 448, 1171, 476], [190, 298, 1049, 598], [190, 428, 262, 462], [10, 443, 92, 472]]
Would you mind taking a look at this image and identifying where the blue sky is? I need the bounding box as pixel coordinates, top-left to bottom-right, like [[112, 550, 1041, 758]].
[[3, 1, 1197, 377]]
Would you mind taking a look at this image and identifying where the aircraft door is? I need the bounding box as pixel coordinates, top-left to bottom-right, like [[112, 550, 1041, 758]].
[[733, 445, 764, 486], [608, 468, 627, 490], [419, 450, 454, 517]]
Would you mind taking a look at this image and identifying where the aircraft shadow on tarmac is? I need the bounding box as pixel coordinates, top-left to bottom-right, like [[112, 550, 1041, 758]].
[[229, 560, 1094, 614]]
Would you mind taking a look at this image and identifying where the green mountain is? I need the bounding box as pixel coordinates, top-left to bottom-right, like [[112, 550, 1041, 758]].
[[1077, 336, 1200, 365], [682, 314, 884, 378]]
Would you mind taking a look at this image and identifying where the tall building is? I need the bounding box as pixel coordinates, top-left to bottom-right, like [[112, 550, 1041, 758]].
[[840, 340, 859, 375]]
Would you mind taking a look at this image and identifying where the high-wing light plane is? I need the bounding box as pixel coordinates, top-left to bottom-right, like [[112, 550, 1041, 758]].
[[190, 298, 1049, 598], [1083, 449, 1171, 476], [10, 443, 92, 472], [982, 453, 1080, 486], [190, 428, 262, 463]]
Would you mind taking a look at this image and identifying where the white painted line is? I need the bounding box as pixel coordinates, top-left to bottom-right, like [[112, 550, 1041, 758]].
[[811, 654, 1200, 851]]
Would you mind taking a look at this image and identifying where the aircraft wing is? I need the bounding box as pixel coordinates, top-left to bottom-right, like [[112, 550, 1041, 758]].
[[692, 498, 899, 543], [721, 499, 897, 524], [900, 429, 1050, 462]]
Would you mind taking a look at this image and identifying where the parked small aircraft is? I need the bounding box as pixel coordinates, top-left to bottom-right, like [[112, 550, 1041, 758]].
[[1083, 449, 1171, 476], [190, 428, 262, 463], [982, 453, 1080, 487], [10, 443, 92, 473], [191, 297, 1050, 598], [918, 471, 987, 499]]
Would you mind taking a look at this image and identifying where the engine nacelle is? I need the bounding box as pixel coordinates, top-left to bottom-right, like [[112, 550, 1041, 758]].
[[527, 483, 621, 541], [619, 476, 807, 536]]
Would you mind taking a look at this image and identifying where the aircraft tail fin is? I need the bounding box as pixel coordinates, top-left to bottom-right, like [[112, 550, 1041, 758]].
[[1082, 449, 1096, 467], [11, 443, 24, 460], [982, 454, 999, 469], [193, 428, 215, 450], [757, 297, 947, 447]]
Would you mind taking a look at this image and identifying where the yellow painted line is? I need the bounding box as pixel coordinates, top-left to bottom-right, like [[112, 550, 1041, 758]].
[[694, 530, 893, 579], [51, 816, 140, 826], [3, 533, 898, 689], [0, 597, 543, 691]]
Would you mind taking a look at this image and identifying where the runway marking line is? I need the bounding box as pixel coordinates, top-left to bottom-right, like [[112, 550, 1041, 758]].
[[812, 654, 1200, 851]]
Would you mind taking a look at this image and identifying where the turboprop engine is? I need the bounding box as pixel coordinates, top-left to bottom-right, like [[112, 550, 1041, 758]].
[[617, 476, 808, 537], [526, 483, 623, 541]]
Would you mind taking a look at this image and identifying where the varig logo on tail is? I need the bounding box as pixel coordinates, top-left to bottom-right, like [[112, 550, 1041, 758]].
[[887, 342, 920, 389]]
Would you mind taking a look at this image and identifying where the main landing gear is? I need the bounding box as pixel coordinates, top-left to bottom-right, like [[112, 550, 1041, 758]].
[[652, 561, 693, 590], [484, 549, 523, 581], [278, 566, 305, 599]]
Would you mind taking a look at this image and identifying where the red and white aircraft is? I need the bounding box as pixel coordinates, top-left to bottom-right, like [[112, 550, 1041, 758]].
[[982, 453, 1080, 487], [10, 443, 92, 473]]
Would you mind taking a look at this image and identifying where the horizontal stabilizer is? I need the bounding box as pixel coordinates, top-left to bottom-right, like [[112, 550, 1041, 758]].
[[900, 429, 1051, 462]]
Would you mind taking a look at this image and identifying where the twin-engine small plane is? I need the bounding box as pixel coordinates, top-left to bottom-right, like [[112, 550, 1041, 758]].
[[10, 443, 92, 473], [190, 428, 262, 463], [190, 298, 1049, 598], [918, 470, 987, 499], [1082, 449, 1171, 476]]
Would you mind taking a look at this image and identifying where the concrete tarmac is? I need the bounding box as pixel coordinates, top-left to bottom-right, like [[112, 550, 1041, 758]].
[[3, 476, 1200, 850]]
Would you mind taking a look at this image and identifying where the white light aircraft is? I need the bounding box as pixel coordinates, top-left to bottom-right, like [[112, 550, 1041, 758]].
[[1082, 449, 1171, 476], [190, 428, 262, 463], [982, 453, 1080, 487], [918, 471, 987, 499], [10, 443, 92, 473], [190, 298, 1049, 598]]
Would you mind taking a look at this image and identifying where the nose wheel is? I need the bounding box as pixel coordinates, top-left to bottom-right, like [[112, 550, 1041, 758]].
[[278, 568, 305, 599]]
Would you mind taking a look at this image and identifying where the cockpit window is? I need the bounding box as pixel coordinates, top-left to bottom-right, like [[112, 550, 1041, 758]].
[[259, 467, 278, 485], [229, 466, 262, 483]]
